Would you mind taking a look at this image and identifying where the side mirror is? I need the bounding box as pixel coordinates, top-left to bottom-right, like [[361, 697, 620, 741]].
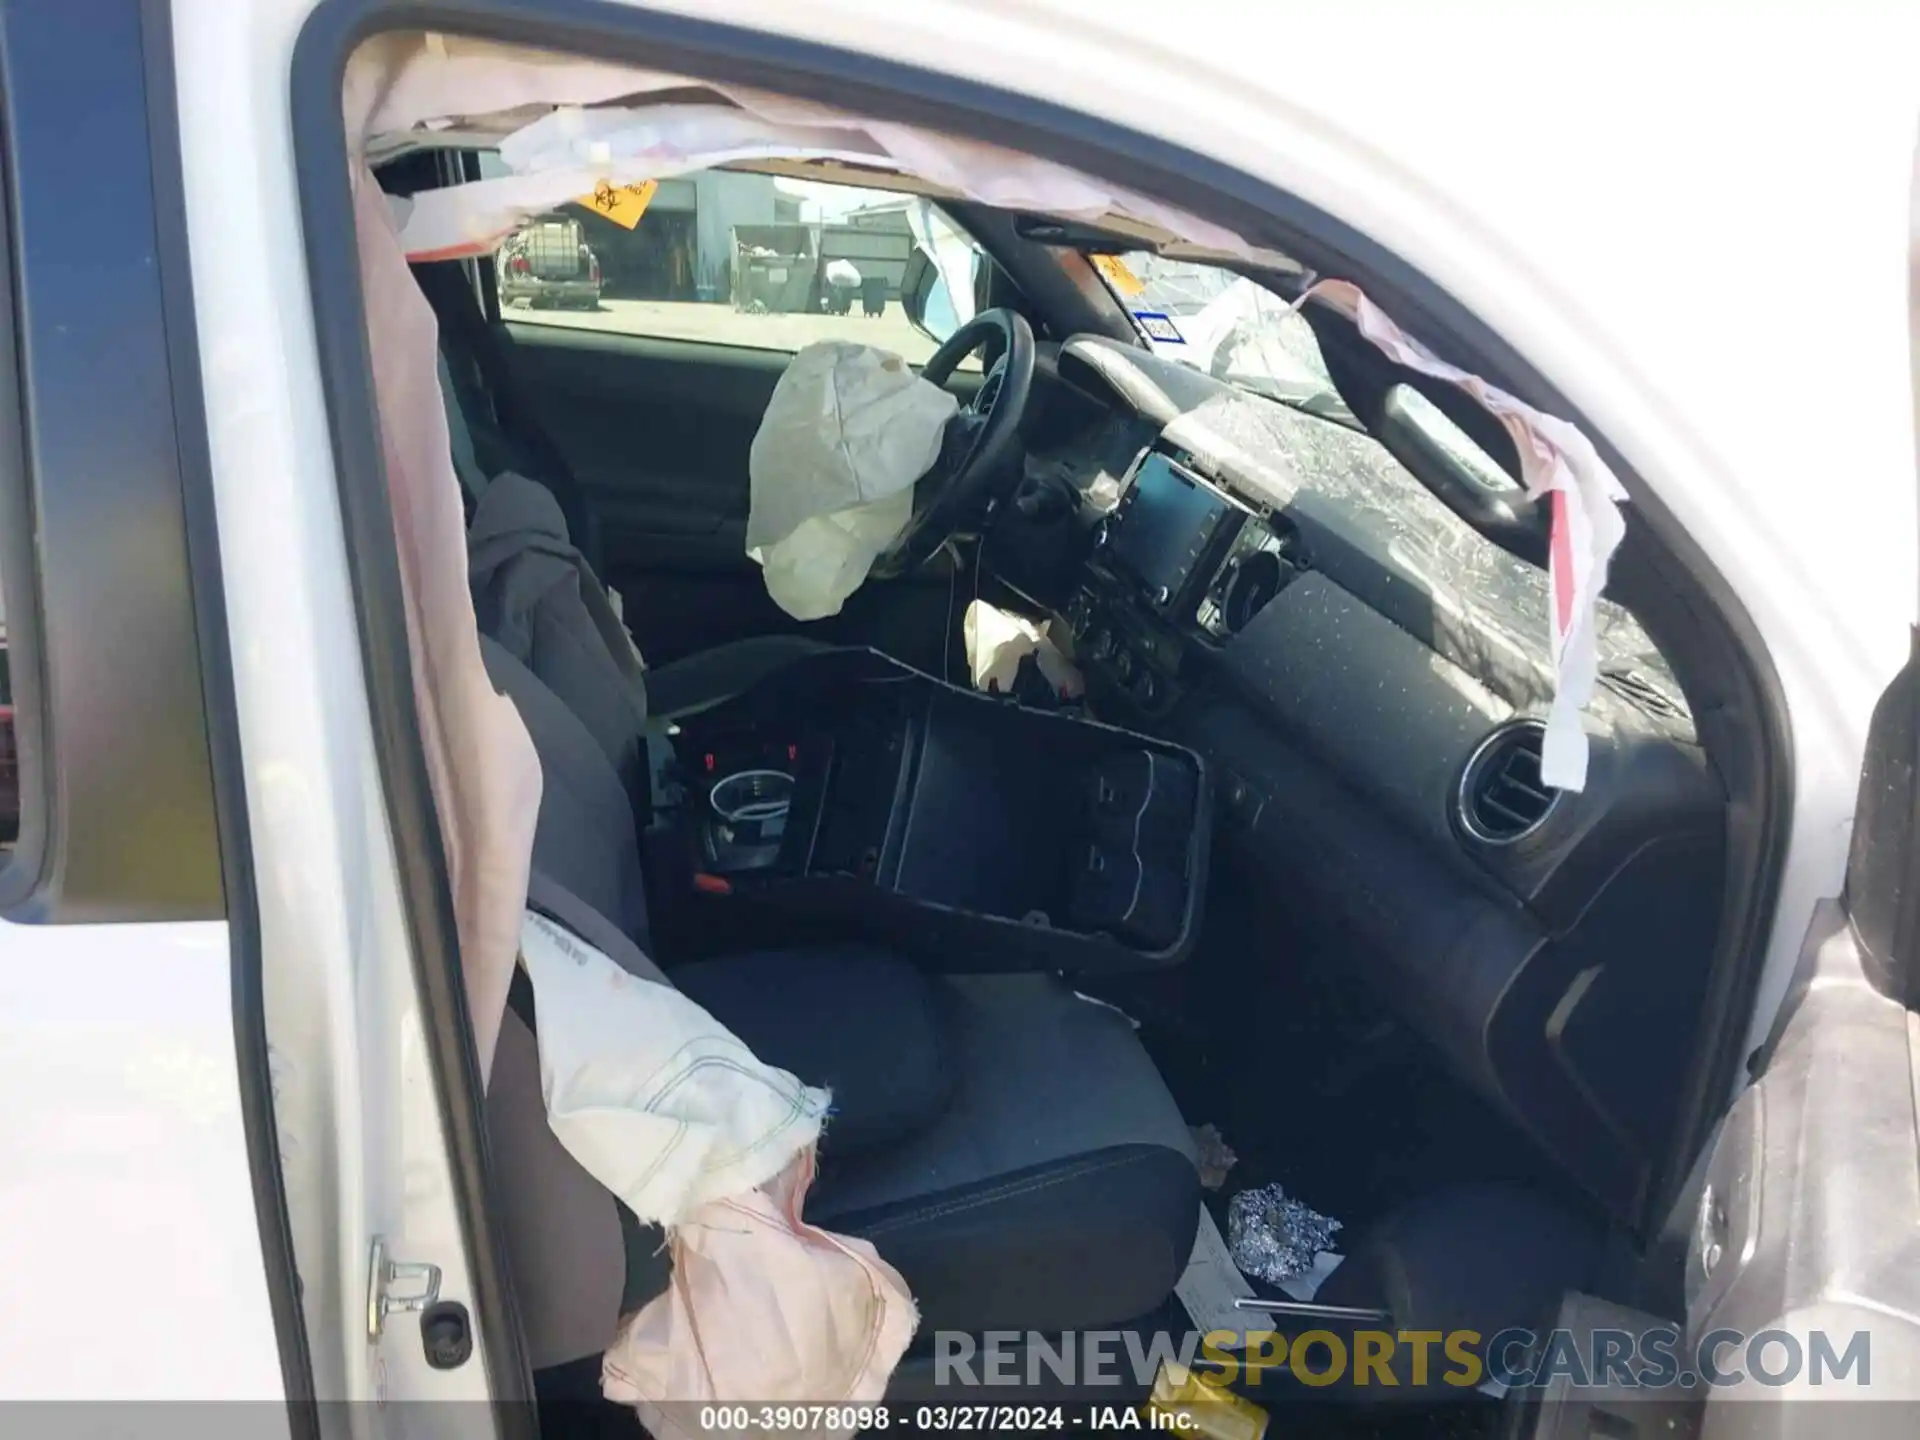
[[901, 249, 940, 338], [901, 248, 986, 348]]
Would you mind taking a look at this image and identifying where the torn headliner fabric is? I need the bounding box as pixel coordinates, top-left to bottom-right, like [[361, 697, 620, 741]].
[[351, 162, 542, 1079], [347, 31, 1265, 263]]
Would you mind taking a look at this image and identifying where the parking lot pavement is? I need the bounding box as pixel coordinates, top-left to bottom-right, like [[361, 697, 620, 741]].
[[506, 297, 941, 363]]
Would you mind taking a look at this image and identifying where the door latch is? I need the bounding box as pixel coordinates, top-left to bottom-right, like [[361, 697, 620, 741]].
[[367, 1235, 443, 1339]]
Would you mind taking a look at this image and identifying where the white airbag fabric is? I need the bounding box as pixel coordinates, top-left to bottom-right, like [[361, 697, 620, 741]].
[[604, 1147, 918, 1440], [963, 599, 1084, 698], [747, 342, 958, 620], [518, 912, 916, 1436], [369, 73, 1261, 262], [519, 911, 829, 1224]]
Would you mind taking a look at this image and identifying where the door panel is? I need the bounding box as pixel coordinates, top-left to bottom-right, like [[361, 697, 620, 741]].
[[1674, 656, 1920, 1433], [1676, 903, 1920, 1430], [497, 320, 975, 670], [500, 324, 785, 572]]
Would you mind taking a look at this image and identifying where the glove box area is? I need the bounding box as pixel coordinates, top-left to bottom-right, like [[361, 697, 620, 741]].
[[649, 649, 1209, 973]]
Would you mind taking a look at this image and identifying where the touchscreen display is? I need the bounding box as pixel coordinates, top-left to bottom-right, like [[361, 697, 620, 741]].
[[1109, 453, 1228, 602]]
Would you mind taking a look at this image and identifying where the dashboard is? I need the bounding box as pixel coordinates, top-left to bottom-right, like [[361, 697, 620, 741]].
[[995, 334, 1727, 1223]]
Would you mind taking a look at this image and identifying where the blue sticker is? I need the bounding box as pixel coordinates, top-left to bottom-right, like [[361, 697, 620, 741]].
[[1134, 310, 1185, 344]]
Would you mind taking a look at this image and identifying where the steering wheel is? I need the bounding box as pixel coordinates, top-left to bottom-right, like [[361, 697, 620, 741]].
[[872, 307, 1035, 577]]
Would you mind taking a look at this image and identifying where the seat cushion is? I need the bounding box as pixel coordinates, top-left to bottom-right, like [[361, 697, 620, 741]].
[[673, 947, 957, 1158], [810, 974, 1201, 1334]]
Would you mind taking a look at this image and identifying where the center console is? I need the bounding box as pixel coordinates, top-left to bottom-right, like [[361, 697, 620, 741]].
[[649, 648, 1210, 973]]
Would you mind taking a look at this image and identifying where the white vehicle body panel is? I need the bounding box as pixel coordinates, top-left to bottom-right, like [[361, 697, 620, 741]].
[[0, 0, 1907, 1406], [0, 921, 285, 1402], [169, 0, 493, 1413]]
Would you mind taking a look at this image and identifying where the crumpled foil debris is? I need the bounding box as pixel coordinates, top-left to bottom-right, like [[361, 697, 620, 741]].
[[1225, 1183, 1342, 1284]]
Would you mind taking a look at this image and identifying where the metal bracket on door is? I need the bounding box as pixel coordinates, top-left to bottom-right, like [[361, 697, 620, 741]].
[[367, 1234, 443, 1340]]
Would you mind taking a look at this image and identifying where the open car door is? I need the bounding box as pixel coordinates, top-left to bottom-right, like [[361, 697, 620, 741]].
[[1676, 729, 1920, 1437], [1510, 128, 1920, 1440], [1676, 128, 1920, 1439]]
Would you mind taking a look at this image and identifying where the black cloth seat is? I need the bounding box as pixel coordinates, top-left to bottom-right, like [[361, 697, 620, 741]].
[[478, 638, 1201, 1370], [436, 265, 1200, 1367], [673, 949, 954, 1159], [484, 633, 956, 1162], [815, 973, 1201, 1335]]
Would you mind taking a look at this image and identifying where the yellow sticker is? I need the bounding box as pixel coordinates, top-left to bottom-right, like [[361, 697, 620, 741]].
[[1092, 252, 1146, 297], [1146, 1360, 1269, 1440], [578, 179, 659, 229]]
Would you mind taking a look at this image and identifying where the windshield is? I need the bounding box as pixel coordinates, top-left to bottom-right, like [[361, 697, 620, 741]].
[[1087, 251, 1687, 722], [1091, 252, 1356, 423]]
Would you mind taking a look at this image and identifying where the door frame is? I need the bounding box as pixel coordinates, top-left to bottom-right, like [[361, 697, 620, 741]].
[[287, 0, 1798, 1399]]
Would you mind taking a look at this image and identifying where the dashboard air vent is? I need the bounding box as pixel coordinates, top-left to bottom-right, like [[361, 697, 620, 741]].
[[1458, 719, 1559, 844]]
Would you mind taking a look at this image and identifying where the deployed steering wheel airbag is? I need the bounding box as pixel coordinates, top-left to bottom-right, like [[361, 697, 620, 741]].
[[747, 341, 958, 620]]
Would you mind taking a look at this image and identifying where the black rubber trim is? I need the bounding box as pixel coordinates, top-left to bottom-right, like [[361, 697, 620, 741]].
[[137, 0, 317, 1419], [293, 0, 1790, 1353]]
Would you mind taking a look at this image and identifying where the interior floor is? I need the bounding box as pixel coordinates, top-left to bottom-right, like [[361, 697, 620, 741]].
[[1082, 871, 1601, 1244]]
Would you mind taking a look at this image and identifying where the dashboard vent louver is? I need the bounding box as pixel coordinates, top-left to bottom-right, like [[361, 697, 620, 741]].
[[1458, 720, 1558, 845]]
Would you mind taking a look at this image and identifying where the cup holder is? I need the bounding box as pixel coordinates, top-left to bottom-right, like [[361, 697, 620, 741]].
[[710, 768, 793, 825], [704, 769, 794, 872]]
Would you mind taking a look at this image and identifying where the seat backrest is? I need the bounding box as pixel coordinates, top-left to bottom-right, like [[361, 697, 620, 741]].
[[478, 634, 649, 948], [488, 1006, 627, 1371], [478, 636, 666, 1370], [469, 477, 653, 826]]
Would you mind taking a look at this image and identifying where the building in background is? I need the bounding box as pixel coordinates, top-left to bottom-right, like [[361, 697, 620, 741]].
[[567, 170, 802, 301], [477, 154, 801, 301], [480, 156, 920, 311]]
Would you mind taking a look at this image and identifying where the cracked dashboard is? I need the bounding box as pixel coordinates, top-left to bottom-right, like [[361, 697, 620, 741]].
[[998, 334, 1727, 1222]]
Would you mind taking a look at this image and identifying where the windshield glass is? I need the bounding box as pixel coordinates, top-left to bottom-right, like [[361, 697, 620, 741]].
[[1091, 252, 1356, 423], [1087, 251, 1686, 722]]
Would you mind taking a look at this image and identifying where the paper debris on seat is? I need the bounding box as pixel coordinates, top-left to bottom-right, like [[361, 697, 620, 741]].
[[965, 598, 1084, 698], [1176, 1207, 1267, 1340], [1177, 1202, 1345, 1341]]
